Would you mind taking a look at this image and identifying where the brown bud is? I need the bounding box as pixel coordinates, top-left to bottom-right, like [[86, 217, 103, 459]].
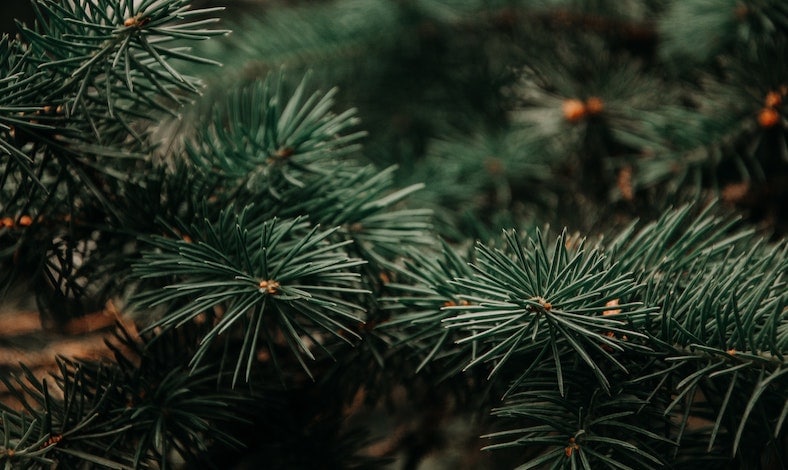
[[563, 99, 586, 123], [603, 299, 622, 316], [585, 96, 604, 115], [275, 147, 295, 159], [764, 91, 782, 108], [721, 182, 749, 204], [758, 107, 780, 128], [258, 279, 281, 294], [616, 166, 634, 201]]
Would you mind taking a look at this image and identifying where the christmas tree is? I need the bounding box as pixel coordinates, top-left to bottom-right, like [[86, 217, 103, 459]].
[[1, 0, 786, 468]]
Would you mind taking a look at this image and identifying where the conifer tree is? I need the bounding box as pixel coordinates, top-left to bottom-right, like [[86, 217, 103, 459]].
[[0, 0, 785, 469]]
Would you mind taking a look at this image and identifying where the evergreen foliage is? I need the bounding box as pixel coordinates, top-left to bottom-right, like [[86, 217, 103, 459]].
[[0, 0, 786, 469]]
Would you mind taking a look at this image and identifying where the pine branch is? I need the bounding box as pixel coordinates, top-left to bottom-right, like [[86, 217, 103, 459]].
[[659, 0, 788, 65], [187, 74, 366, 196], [443, 229, 656, 392], [484, 370, 672, 470], [1, 324, 252, 469], [381, 241, 477, 375], [132, 210, 369, 383], [402, 130, 552, 240], [21, 0, 227, 115], [1, 0, 226, 310], [385, 203, 786, 467], [269, 164, 434, 268]]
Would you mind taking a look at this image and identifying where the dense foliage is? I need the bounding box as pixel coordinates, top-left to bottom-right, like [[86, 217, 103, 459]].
[[1, 0, 786, 468]]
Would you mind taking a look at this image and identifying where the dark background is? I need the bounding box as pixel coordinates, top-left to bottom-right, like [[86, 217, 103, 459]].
[[2, 2, 35, 34]]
